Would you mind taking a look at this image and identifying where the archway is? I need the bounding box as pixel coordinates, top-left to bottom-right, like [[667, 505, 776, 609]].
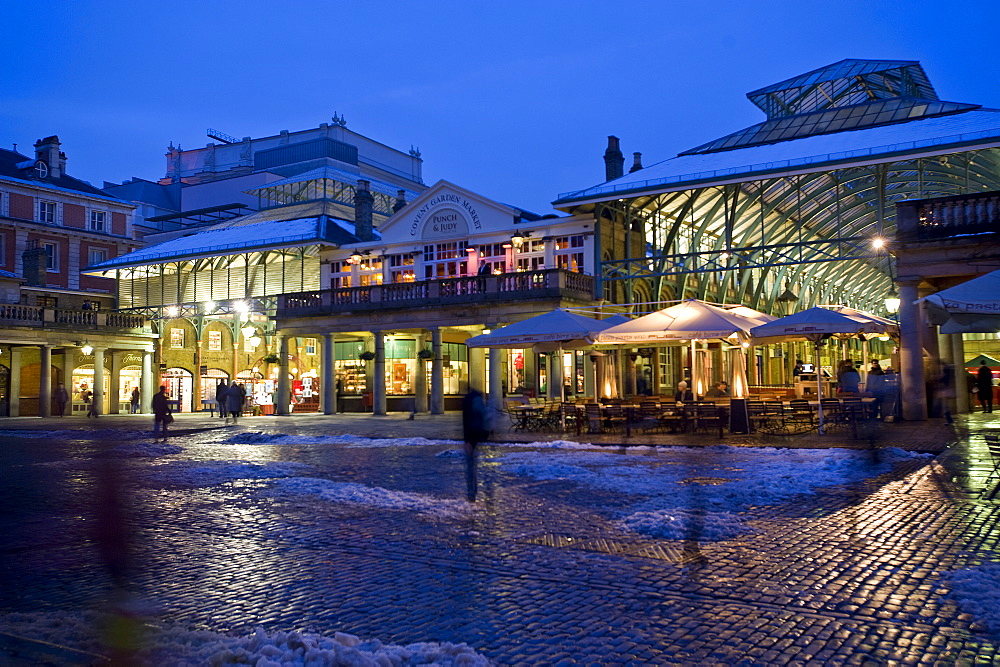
[[161, 367, 194, 412]]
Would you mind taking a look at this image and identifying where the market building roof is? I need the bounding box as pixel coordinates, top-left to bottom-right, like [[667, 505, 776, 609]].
[[84, 200, 362, 272], [555, 59, 1000, 206]]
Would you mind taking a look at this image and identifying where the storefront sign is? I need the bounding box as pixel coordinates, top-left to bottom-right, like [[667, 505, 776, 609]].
[[421, 207, 469, 239], [408, 193, 482, 237]]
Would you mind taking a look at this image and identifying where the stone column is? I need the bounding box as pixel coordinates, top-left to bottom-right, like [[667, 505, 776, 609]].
[[898, 279, 927, 421], [373, 331, 387, 415], [415, 332, 428, 413], [488, 347, 504, 414], [547, 353, 559, 401], [322, 334, 336, 415], [937, 331, 954, 418], [468, 344, 486, 393], [8, 346, 21, 417], [625, 352, 638, 397], [430, 328, 444, 414], [93, 347, 105, 416], [276, 335, 290, 416], [141, 350, 154, 414], [109, 351, 122, 415], [38, 345, 52, 417], [952, 334, 970, 414]]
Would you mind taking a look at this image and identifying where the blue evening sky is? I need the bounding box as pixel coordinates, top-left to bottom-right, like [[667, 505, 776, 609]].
[[2, 1, 998, 214]]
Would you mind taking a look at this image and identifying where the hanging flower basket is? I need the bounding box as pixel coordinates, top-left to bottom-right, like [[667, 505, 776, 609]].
[[359, 351, 376, 361], [262, 353, 280, 364], [417, 349, 435, 360]]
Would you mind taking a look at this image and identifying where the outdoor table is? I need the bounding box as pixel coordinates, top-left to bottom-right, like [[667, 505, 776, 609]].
[[510, 404, 546, 431]]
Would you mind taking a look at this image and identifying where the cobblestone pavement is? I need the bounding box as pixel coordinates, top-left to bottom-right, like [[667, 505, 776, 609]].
[[2, 411, 1000, 665]]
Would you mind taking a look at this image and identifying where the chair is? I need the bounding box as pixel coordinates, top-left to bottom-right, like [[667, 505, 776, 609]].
[[560, 402, 581, 433], [694, 403, 725, 437], [746, 399, 766, 432], [602, 403, 628, 432], [756, 401, 786, 434], [820, 398, 844, 427], [584, 403, 604, 433], [785, 399, 815, 431]]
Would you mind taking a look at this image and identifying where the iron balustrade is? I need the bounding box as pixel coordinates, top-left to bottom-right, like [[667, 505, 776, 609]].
[[897, 191, 1000, 242], [278, 269, 595, 317]]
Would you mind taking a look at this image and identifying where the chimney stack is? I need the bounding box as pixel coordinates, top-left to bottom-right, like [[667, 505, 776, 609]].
[[34, 136, 62, 178], [630, 152, 643, 173], [603, 136, 624, 182], [354, 180, 375, 241], [22, 240, 48, 287], [392, 189, 407, 214]]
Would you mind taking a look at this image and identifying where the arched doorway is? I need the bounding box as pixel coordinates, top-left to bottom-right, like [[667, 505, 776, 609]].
[[200, 368, 230, 412], [236, 369, 270, 414], [161, 367, 194, 412], [119, 365, 142, 413]]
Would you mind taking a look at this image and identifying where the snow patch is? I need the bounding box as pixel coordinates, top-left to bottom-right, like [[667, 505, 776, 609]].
[[943, 564, 1000, 635], [225, 432, 461, 448], [269, 477, 476, 518], [109, 442, 184, 458], [619, 508, 753, 541], [146, 460, 310, 487]]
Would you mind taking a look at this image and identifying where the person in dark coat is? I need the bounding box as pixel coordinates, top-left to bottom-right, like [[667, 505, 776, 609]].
[[462, 388, 490, 501], [226, 383, 244, 424], [674, 381, 694, 403], [215, 380, 229, 420], [152, 386, 171, 439], [130, 386, 141, 414], [54, 383, 69, 417], [977, 360, 994, 413], [838, 360, 861, 394], [867, 361, 887, 418]]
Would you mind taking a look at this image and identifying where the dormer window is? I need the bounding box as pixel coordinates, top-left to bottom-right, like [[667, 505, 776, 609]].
[[89, 211, 106, 232], [34, 161, 48, 179]]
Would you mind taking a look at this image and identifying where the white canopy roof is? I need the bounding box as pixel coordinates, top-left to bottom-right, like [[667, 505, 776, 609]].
[[750, 306, 896, 345], [920, 271, 1000, 333], [597, 300, 764, 343], [465, 310, 623, 348]]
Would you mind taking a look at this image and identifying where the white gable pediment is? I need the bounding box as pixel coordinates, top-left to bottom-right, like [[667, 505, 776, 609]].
[[378, 180, 521, 243]]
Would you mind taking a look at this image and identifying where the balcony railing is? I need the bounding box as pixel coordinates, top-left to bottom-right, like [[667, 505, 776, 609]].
[[0, 305, 149, 332], [279, 269, 596, 317], [896, 191, 1000, 242]]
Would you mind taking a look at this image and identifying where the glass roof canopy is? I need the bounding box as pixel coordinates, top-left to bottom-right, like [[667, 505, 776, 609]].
[[554, 59, 1000, 317]]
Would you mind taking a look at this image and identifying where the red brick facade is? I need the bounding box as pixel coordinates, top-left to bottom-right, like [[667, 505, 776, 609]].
[[112, 212, 126, 236], [64, 203, 86, 228], [9, 192, 33, 220]]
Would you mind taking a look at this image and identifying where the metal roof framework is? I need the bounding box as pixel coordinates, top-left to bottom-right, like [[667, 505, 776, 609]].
[[579, 148, 1000, 316]]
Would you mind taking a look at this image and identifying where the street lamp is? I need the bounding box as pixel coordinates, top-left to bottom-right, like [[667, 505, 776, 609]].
[[885, 288, 900, 315], [776, 284, 799, 316]]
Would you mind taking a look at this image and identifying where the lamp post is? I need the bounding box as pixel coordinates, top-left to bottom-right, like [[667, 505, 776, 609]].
[[776, 284, 798, 385]]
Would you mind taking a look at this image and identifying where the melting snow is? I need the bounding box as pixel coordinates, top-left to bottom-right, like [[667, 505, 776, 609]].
[[268, 477, 477, 518], [146, 460, 310, 487], [943, 564, 1000, 636], [0, 610, 489, 666]]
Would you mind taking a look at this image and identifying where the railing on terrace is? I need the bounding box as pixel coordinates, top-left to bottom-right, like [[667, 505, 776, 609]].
[[0, 305, 150, 332], [279, 269, 595, 317], [896, 190, 1000, 242]]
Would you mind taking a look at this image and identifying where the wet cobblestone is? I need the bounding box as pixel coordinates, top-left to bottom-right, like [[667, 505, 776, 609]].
[[1, 411, 1000, 664]]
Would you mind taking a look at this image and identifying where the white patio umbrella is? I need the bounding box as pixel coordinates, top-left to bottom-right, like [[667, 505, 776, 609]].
[[919, 270, 1000, 333], [466, 309, 626, 401], [750, 306, 897, 433], [597, 299, 767, 397]]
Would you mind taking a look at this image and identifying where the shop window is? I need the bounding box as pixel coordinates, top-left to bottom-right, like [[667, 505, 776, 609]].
[[39, 201, 56, 224]]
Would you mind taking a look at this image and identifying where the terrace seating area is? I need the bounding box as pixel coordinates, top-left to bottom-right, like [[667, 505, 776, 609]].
[[501, 394, 881, 440]]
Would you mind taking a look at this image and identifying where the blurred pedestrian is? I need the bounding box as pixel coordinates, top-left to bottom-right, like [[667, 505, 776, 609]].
[[462, 388, 489, 501], [935, 361, 956, 424], [977, 360, 994, 413], [867, 361, 886, 418], [129, 386, 141, 414], [152, 386, 171, 439], [837, 360, 860, 395], [54, 383, 69, 417], [226, 382, 244, 425], [80, 384, 97, 418], [215, 379, 229, 420]]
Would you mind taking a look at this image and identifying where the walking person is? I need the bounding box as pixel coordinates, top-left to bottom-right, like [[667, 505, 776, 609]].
[[461, 388, 490, 501], [53, 383, 69, 417], [867, 361, 886, 419], [129, 386, 141, 414], [80, 384, 97, 418], [215, 380, 229, 420], [977, 360, 994, 413], [935, 361, 956, 424], [837, 360, 861, 395], [152, 386, 171, 439], [226, 382, 244, 425]]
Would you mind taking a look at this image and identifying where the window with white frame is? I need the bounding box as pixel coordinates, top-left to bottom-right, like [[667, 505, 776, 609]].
[[39, 201, 56, 224], [476, 242, 507, 274], [387, 253, 415, 283], [88, 248, 107, 266], [423, 242, 466, 279], [170, 328, 185, 348], [330, 261, 351, 289], [43, 242, 58, 271], [515, 238, 545, 272], [555, 235, 586, 273], [357, 256, 382, 287], [89, 210, 106, 232], [304, 338, 317, 355]]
